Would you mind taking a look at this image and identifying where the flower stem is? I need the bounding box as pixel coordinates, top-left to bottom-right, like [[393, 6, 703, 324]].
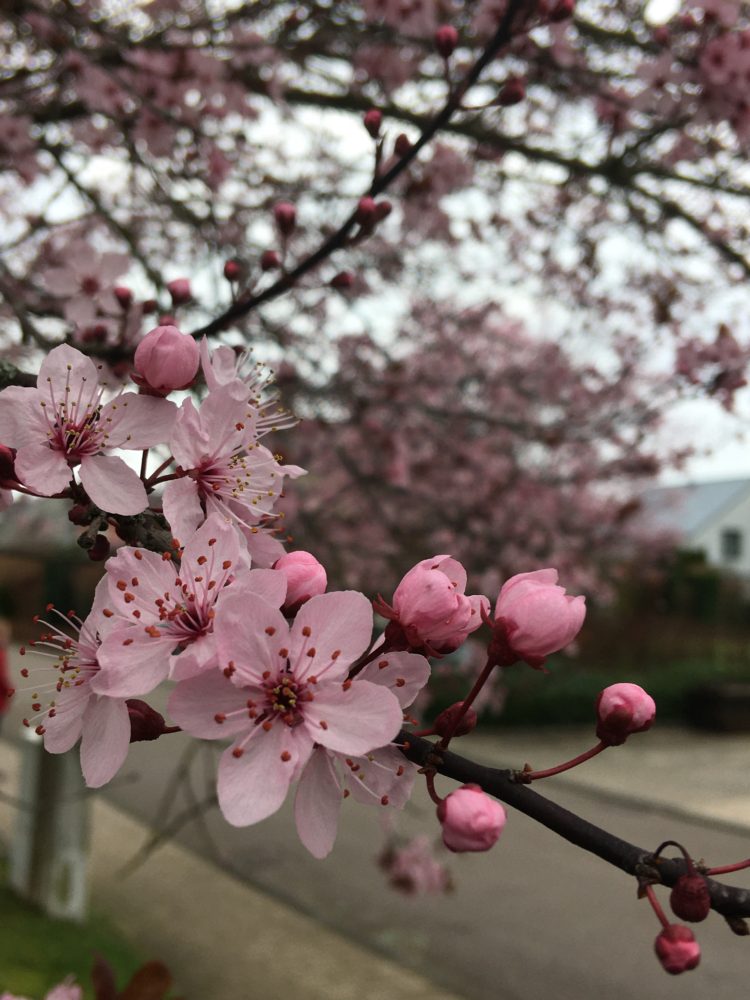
[[436, 655, 494, 751], [644, 884, 671, 930], [519, 741, 607, 782], [705, 858, 750, 876]]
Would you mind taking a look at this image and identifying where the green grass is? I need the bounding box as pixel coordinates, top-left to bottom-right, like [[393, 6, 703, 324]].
[[0, 868, 144, 999]]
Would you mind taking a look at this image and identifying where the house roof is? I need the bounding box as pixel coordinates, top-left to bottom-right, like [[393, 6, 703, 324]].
[[640, 478, 750, 538]]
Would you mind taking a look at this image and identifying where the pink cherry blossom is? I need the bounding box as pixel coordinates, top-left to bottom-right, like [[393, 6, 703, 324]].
[[0, 344, 175, 515], [379, 834, 452, 895], [595, 683, 656, 746], [166, 277, 192, 305], [274, 550, 327, 611], [133, 324, 200, 394], [654, 925, 701, 975], [293, 648, 430, 857], [2, 983, 82, 1000], [95, 514, 286, 697], [162, 388, 304, 552], [41, 238, 129, 331], [20, 578, 130, 789], [376, 555, 487, 655], [493, 569, 586, 668], [168, 590, 403, 828], [437, 784, 507, 852]]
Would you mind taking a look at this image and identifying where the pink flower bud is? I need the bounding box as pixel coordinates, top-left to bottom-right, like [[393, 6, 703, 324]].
[[595, 683, 655, 745], [437, 785, 506, 852], [330, 271, 355, 290], [375, 200, 392, 222], [549, 0, 575, 21], [261, 249, 281, 271], [127, 699, 171, 742], [142, 298, 158, 314], [356, 196, 378, 227], [273, 550, 327, 611], [435, 24, 458, 58], [434, 702, 478, 738], [166, 278, 192, 305], [394, 133, 412, 157], [670, 875, 711, 923], [654, 925, 701, 975], [114, 285, 133, 309], [224, 259, 242, 282], [133, 324, 200, 395], [364, 108, 382, 137], [274, 201, 297, 236], [386, 555, 486, 654], [498, 76, 525, 106], [493, 569, 585, 668]]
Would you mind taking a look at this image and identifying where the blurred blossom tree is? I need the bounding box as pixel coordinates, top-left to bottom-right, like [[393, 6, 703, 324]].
[[3, 0, 750, 981]]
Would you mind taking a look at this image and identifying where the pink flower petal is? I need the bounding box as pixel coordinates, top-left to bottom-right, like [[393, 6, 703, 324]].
[[163, 476, 204, 540], [168, 669, 256, 739], [94, 627, 173, 697], [304, 679, 402, 755], [0, 386, 46, 448], [15, 443, 73, 495], [221, 568, 288, 609], [294, 747, 342, 859], [80, 696, 130, 788], [79, 454, 148, 514], [214, 593, 289, 685], [101, 393, 177, 450], [43, 688, 88, 754], [38, 343, 99, 396], [291, 591, 373, 683], [218, 723, 313, 826], [346, 746, 417, 809], [357, 651, 431, 708]]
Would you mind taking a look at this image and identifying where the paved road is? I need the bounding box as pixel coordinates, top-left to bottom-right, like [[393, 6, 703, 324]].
[[5, 665, 750, 1000]]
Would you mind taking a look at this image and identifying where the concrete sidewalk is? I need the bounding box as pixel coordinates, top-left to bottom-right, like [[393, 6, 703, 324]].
[[0, 741, 460, 1000]]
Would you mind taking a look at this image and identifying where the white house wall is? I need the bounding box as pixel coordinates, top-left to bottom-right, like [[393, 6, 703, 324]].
[[690, 489, 750, 577]]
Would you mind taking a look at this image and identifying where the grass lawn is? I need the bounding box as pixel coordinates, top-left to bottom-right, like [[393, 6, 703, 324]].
[[0, 866, 143, 999]]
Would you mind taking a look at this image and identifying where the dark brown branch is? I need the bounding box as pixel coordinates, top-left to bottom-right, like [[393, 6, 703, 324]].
[[189, 0, 528, 339], [399, 732, 750, 920]]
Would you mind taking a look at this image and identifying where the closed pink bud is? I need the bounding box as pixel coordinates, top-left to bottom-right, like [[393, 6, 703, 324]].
[[261, 249, 281, 271], [670, 874, 711, 923], [654, 925, 701, 975], [364, 109, 382, 137], [330, 270, 355, 290], [498, 76, 525, 106], [394, 133, 412, 157], [274, 550, 327, 611], [274, 201, 297, 236], [166, 278, 192, 305], [133, 324, 200, 395], [434, 702, 478, 738], [356, 196, 378, 227], [435, 24, 458, 58], [223, 259, 242, 281], [390, 555, 486, 654], [437, 785, 506, 852], [595, 683, 655, 745], [494, 569, 585, 668], [114, 285, 133, 309]]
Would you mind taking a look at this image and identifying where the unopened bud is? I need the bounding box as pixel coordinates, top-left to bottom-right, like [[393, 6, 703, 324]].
[[652, 25, 670, 45], [435, 24, 458, 58], [394, 133, 412, 157], [87, 534, 111, 562], [114, 286, 133, 309], [434, 702, 478, 738], [68, 503, 95, 527], [549, 0, 575, 21], [498, 77, 525, 106], [142, 298, 158, 314], [133, 324, 200, 395], [274, 201, 297, 236], [375, 200, 392, 222], [274, 550, 327, 612], [223, 259, 242, 282], [654, 925, 701, 975], [356, 196, 378, 227], [595, 683, 655, 746], [437, 785, 507, 852], [166, 278, 192, 306], [127, 699, 170, 742], [261, 249, 281, 271], [364, 109, 382, 138], [670, 875, 711, 923], [330, 271, 355, 290]]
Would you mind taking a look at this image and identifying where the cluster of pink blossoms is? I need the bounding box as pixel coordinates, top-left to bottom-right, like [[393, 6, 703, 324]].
[[5, 328, 628, 868]]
